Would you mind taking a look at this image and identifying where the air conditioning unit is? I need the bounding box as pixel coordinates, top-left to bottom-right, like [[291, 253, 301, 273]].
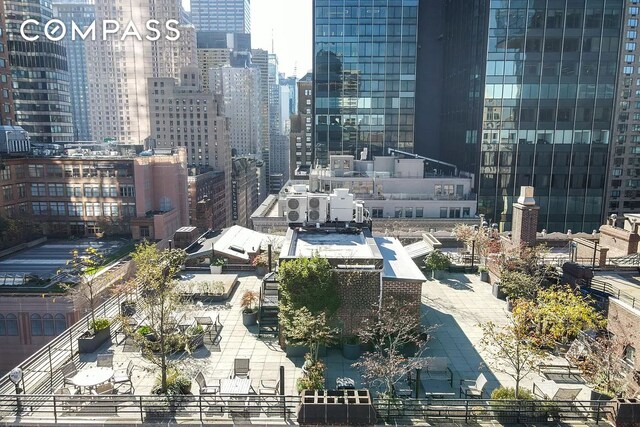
[[355, 202, 365, 223], [307, 194, 328, 224], [329, 188, 354, 222], [286, 195, 307, 223]]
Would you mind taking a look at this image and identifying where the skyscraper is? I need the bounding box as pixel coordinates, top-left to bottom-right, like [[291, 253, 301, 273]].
[[0, 0, 15, 126], [209, 65, 262, 156], [290, 73, 314, 179], [436, 0, 622, 233], [85, 0, 196, 145], [190, 0, 251, 33], [313, 0, 419, 166], [5, 0, 74, 143], [53, 0, 95, 141], [605, 2, 640, 218]]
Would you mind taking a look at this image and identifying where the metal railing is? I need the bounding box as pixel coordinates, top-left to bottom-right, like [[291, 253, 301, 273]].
[[0, 290, 130, 396], [0, 394, 613, 424], [586, 278, 638, 309]]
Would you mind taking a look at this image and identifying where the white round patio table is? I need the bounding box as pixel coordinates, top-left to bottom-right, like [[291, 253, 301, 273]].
[[71, 367, 114, 389]]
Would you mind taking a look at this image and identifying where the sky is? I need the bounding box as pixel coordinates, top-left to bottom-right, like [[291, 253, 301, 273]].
[[182, 0, 312, 78]]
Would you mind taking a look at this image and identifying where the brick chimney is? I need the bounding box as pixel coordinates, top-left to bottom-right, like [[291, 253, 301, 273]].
[[511, 186, 539, 247]]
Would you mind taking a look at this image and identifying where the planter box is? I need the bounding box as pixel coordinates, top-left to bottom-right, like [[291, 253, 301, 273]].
[[210, 265, 222, 274], [611, 398, 640, 427], [285, 344, 326, 358], [492, 282, 507, 300], [480, 271, 489, 282], [78, 325, 112, 354], [342, 343, 361, 360], [188, 332, 205, 350], [256, 266, 267, 276], [296, 389, 376, 425], [242, 310, 258, 326]]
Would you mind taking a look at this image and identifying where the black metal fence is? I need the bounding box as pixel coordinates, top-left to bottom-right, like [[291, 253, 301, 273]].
[[0, 393, 613, 424]]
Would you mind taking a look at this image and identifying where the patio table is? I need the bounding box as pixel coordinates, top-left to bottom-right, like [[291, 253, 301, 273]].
[[220, 378, 252, 395], [71, 367, 114, 391]]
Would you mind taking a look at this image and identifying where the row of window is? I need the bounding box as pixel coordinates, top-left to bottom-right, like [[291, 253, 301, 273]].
[[0, 313, 67, 336], [0, 164, 133, 180], [28, 183, 135, 198], [30, 201, 134, 217]]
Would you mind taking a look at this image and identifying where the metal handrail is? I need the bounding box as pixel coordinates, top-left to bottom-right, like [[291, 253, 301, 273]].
[[587, 278, 637, 309]]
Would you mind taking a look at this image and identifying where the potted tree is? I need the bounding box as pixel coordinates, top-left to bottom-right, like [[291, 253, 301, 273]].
[[210, 257, 225, 274], [240, 290, 259, 326], [342, 335, 361, 360], [252, 253, 269, 276], [424, 250, 451, 280], [78, 318, 112, 353], [478, 266, 490, 282]]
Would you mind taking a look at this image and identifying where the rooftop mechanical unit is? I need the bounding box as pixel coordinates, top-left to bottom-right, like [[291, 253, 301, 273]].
[[307, 194, 329, 224], [286, 195, 307, 223]]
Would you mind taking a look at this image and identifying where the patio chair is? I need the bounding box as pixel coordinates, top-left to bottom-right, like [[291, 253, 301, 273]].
[[96, 352, 113, 368], [195, 372, 220, 394], [459, 373, 487, 399], [112, 360, 135, 394], [233, 358, 250, 379], [92, 382, 115, 395], [533, 383, 581, 401], [53, 386, 77, 412], [258, 379, 280, 395], [61, 361, 78, 387], [214, 312, 223, 333]]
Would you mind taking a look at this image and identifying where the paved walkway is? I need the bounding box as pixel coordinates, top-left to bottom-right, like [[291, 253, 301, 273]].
[[423, 272, 592, 400]]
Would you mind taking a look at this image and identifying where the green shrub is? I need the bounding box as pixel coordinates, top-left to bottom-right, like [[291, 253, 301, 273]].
[[152, 368, 191, 395], [210, 257, 225, 266], [424, 250, 451, 271], [136, 325, 153, 336], [90, 318, 110, 332], [491, 386, 534, 400], [296, 354, 326, 392]]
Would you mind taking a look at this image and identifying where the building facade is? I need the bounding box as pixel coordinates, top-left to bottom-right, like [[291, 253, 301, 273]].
[[0, 0, 15, 127], [0, 150, 188, 240], [5, 0, 74, 143], [190, 0, 250, 33], [52, 0, 95, 142], [209, 66, 262, 156], [437, 0, 622, 233], [290, 73, 314, 179], [606, 2, 640, 218], [187, 170, 227, 231], [148, 68, 232, 226], [231, 156, 259, 228], [85, 0, 196, 145], [313, 0, 419, 166]]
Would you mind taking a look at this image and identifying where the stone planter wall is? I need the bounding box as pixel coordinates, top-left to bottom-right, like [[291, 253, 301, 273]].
[[78, 325, 112, 354]]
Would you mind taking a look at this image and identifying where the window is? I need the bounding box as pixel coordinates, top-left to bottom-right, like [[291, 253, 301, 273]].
[[371, 207, 383, 218], [394, 207, 402, 218], [102, 186, 117, 197], [28, 165, 44, 178], [30, 183, 46, 196], [440, 207, 447, 218], [463, 208, 471, 218], [0, 314, 18, 336], [48, 183, 64, 197], [415, 207, 423, 218], [624, 66, 635, 75], [84, 185, 100, 197], [0, 167, 9, 180], [119, 185, 135, 197], [31, 314, 42, 336], [85, 202, 102, 217], [623, 345, 636, 366], [55, 314, 66, 334], [43, 314, 55, 336], [2, 185, 11, 201], [31, 202, 48, 215], [449, 208, 461, 218], [66, 185, 82, 197]]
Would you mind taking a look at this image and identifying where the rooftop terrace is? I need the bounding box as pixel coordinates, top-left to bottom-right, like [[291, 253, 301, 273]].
[[0, 270, 613, 425]]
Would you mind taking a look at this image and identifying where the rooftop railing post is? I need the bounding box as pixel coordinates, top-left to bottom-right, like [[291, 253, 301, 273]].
[[280, 365, 285, 419], [464, 399, 469, 423], [139, 395, 144, 422], [47, 346, 53, 392], [69, 328, 73, 360], [198, 394, 203, 424], [53, 394, 57, 423]]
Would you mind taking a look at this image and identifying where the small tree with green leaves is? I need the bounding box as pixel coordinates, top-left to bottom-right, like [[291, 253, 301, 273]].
[[282, 307, 338, 362], [123, 241, 187, 394], [62, 246, 108, 330], [499, 270, 542, 301], [424, 250, 451, 277], [479, 317, 547, 399], [513, 285, 606, 346], [352, 296, 432, 397]]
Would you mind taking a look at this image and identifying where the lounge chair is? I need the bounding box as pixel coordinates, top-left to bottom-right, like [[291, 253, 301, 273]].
[[233, 358, 250, 379], [195, 372, 220, 394], [459, 373, 487, 398]]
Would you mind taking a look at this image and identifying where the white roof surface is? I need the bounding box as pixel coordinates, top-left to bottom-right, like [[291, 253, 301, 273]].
[[291, 232, 377, 259], [374, 237, 427, 282]]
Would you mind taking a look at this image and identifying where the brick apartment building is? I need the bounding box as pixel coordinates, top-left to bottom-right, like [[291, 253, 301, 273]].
[[0, 149, 189, 242]]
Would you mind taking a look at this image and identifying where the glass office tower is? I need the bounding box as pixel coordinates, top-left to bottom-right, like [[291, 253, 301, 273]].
[[313, 0, 418, 166], [452, 0, 622, 233]]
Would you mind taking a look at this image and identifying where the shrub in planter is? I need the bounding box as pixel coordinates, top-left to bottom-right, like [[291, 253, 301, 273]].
[[296, 354, 326, 392], [210, 257, 225, 273], [78, 318, 112, 353], [152, 368, 192, 395], [342, 335, 361, 360], [240, 290, 259, 326], [424, 250, 451, 279], [252, 252, 269, 275], [186, 325, 205, 350], [490, 387, 536, 423]]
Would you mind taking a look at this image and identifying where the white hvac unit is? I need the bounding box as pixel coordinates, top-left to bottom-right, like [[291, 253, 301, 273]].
[[329, 188, 354, 222], [307, 194, 328, 224], [355, 202, 365, 224], [285, 195, 307, 223]]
